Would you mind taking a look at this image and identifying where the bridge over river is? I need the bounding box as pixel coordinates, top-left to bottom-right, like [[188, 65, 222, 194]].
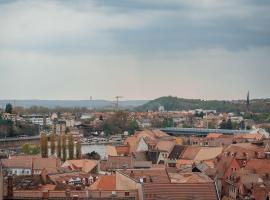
[[160, 127, 251, 137], [0, 135, 40, 149]]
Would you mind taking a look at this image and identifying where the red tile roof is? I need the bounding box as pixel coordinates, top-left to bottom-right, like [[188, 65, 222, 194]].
[[106, 156, 134, 170], [244, 159, 270, 175], [120, 168, 170, 183], [90, 175, 116, 190], [62, 160, 98, 173], [33, 157, 60, 171], [181, 146, 201, 160], [143, 182, 218, 200], [206, 133, 223, 138]]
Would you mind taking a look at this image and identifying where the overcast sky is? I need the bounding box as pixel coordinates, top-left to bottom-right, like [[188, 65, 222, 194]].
[[0, 0, 270, 101]]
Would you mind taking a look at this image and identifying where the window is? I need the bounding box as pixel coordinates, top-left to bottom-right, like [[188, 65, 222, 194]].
[[125, 192, 130, 197]]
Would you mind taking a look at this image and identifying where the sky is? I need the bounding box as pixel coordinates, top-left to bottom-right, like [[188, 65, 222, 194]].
[[0, 0, 270, 101]]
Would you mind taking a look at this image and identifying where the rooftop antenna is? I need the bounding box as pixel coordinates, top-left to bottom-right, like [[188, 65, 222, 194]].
[[115, 96, 123, 110]]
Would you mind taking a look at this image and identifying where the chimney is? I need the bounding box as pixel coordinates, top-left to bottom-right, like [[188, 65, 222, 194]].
[[130, 170, 134, 178]]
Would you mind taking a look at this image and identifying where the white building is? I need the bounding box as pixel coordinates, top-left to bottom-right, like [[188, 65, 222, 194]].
[[22, 115, 52, 126]]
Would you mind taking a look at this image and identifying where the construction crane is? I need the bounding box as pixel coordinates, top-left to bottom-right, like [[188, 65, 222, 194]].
[[115, 96, 123, 110]]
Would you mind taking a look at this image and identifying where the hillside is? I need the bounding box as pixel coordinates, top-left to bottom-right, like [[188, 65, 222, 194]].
[[135, 96, 270, 113]]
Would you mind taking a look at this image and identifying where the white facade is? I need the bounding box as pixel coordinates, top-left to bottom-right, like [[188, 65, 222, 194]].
[[23, 115, 52, 126], [136, 138, 148, 152], [4, 168, 31, 176]]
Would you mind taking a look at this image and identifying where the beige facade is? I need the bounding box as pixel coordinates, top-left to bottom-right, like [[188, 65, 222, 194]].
[[116, 171, 143, 200]]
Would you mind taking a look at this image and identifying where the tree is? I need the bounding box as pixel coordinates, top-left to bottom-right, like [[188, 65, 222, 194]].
[[22, 143, 40, 155], [5, 103, 13, 114], [50, 133, 56, 155], [40, 132, 48, 158], [102, 121, 113, 136], [61, 133, 67, 162], [162, 117, 174, 127], [102, 111, 129, 135], [57, 135, 62, 159], [128, 120, 139, 135], [219, 119, 227, 129], [85, 151, 100, 160], [76, 140, 82, 159], [68, 134, 74, 160], [226, 119, 233, 130]]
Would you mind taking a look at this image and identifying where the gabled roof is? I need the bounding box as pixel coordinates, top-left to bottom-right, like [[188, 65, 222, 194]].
[[106, 156, 134, 170], [168, 145, 186, 160], [1, 158, 32, 169], [181, 146, 223, 161], [62, 160, 98, 173], [33, 157, 60, 171], [120, 168, 170, 183], [155, 140, 175, 153], [194, 147, 223, 161], [168, 172, 213, 183], [143, 182, 218, 200], [180, 146, 201, 160], [124, 129, 169, 153], [89, 175, 116, 190], [1, 156, 60, 170], [244, 159, 270, 175]]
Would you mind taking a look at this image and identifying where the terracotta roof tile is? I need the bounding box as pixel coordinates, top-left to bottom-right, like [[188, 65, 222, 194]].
[[143, 182, 218, 200], [62, 160, 98, 173], [206, 133, 224, 138], [244, 159, 270, 175], [155, 140, 175, 153], [194, 147, 223, 161], [90, 175, 116, 190], [106, 156, 134, 170], [120, 168, 170, 183], [181, 146, 201, 160], [33, 157, 60, 171]]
